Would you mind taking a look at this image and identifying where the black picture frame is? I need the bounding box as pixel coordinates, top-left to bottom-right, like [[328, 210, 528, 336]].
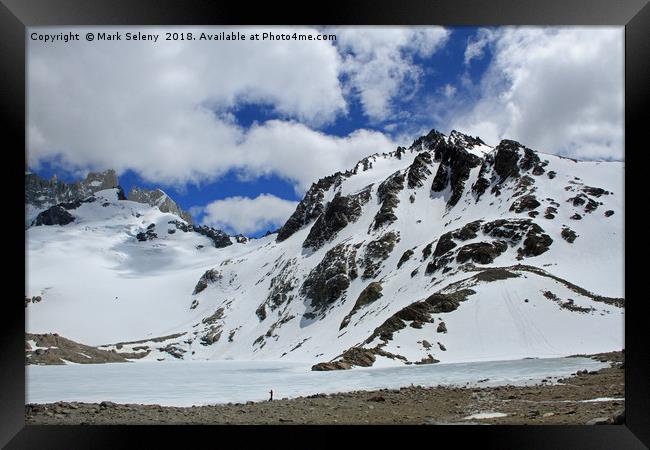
[[4, 0, 648, 447]]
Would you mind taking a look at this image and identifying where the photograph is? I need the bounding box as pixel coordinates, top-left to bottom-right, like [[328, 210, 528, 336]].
[[21, 24, 630, 427]]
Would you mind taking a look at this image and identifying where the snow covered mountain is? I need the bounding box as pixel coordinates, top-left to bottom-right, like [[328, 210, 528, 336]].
[[25, 170, 194, 227], [25, 169, 121, 227], [25, 129, 624, 369]]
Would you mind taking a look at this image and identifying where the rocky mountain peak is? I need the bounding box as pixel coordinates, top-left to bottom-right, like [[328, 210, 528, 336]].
[[25, 169, 120, 210], [84, 169, 119, 190], [448, 130, 486, 148], [127, 187, 193, 224], [409, 128, 446, 152]]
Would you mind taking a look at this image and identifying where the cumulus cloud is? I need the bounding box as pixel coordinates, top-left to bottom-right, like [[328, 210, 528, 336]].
[[198, 194, 298, 235], [450, 27, 623, 160], [28, 26, 400, 192], [330, 27, 450, 122]]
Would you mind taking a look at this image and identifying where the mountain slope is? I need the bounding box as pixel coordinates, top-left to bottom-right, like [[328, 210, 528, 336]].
[[25, 129, 624, 368]]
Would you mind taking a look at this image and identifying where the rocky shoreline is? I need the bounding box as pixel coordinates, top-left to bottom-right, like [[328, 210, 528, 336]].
[[25, 351, 624, 425]]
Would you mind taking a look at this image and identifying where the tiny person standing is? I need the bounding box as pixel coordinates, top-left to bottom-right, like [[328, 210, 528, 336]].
[[269, 389, 273, 401]]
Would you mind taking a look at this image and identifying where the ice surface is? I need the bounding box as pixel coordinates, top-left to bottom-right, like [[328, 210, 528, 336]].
[[26, 356, 607, 407]]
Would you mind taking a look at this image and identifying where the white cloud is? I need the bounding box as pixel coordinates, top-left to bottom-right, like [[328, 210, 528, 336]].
[[464, 28, 496, 65], [451, 27, 623, 160], [330, 27, 450, 122], [199, 194, 298, 235], [28, 26, 399, 192]]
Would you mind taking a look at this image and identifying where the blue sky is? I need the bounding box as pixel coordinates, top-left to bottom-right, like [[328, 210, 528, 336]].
[[28, 26, 623, 237]]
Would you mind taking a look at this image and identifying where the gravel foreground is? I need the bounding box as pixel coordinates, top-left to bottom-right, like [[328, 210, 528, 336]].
[[25, 351, 624, 425]]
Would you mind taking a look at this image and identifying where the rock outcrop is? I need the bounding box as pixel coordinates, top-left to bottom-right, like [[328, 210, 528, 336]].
[[127, 187, 193, 224], [276, 173, 346, 242], [303, 187, 371, 250]]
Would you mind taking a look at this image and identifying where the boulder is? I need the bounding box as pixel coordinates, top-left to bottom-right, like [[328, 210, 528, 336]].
[[32, 206, 74, 226]]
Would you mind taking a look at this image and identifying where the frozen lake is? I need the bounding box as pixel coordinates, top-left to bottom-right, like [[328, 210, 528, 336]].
[[26, 357, 608, 407]]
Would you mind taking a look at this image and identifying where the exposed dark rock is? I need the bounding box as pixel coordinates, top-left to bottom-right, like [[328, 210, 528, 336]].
[[425, 255, 454, 275], [452, 220, 483, 241], [264, 258, 299, 311], [256, 305, 267, 321], [491, 139, 546, 184], [202, 308, 225, 325], [304, 187, 371, 250], [493, 140, 523, 180], [430, 143, 481, 207], [561, 227, 578, 243], [415, 354, 439, 365], [407, 152, 433, 188], [582, 186, 609, 197], [544, 207, 557, 219], [301, 244, 357, 311], [409, 128, 446, 152], [547, 171, 557, 179], [474, 268, 520, 282], [191, 225, 232, 248], [584, 198, 599, 213], [531, 165, 545, 176], [518, 224, 553, 258], [340, 282, 384, 329], [456, 241, 507, 265], [25, 333, 138, 365], [355, 282, 383, 309], [200, 328, 222, 346], [482, 218, 534, 244], [159, 344, 186, 359], [362, 232, 399, 279], [277, 173, 345, 242], [604, 210, 615, 217], [32, 206, 75, 226], [136, 231, 155, 242], [471, 155, 494, 201], [520, 148, 543, 173], [168, 220, 232, 248], [311, 361, 352, 371], [510, 195, 541, 213], [311, 346, 407, 371], [437, 322, 447, 333], [570, 213, 582, 220], [192, 269, 222, 295], [513, 175, 536, 196], [264, 314, 295, 339], [421, 242, 434, 260], [373, 172, 405, 229], [433, 232, 457, 258], [447, 130, 486, 148], [397, 249, 414, 269], [58, 196, 96, 210], [365, 289, 475, 344], [567, 195, 586, 207]]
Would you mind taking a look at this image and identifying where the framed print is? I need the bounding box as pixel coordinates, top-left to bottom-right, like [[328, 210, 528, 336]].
[[3, 0, 648, 448]]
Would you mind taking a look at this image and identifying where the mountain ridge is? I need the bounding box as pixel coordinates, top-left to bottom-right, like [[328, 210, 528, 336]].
[[25, 127, 624, 370]]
